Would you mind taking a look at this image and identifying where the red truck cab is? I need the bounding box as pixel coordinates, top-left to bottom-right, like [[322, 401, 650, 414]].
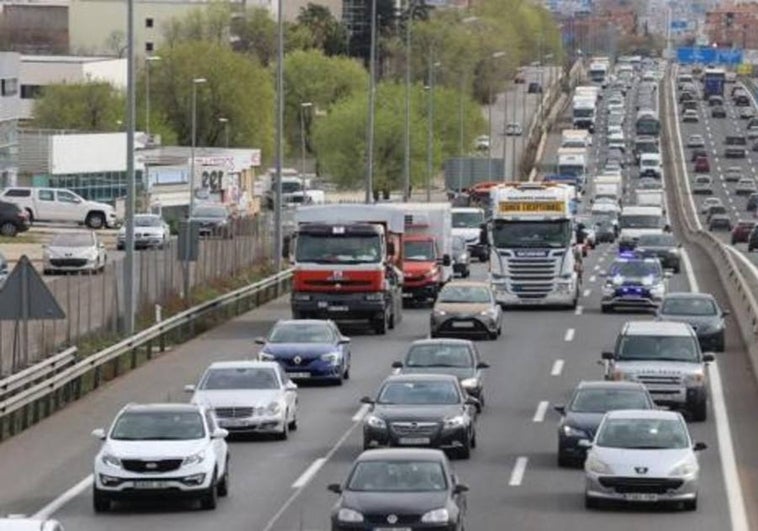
[[402, 235, 446, 305]]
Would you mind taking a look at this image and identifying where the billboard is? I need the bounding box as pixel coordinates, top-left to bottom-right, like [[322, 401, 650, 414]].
[[676, 46, 743, 65]]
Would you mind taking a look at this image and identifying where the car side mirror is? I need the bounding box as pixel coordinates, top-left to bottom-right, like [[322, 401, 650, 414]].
[[577, 439, 593, 449], [476, 362, 490, 369], [601, 351, 615, 360], [360, 396, 374, 405], [664, 271, 672, 278], [327, 483, 343, 494], [339, 337, 351, 345], [722, 310, 731, 317], [391, 361, 403, 369], [553, 404, 566, 415], [212, 428, 229, 439], [441, 254, 452, 267], [387, 242, 396, 256], [465, 396, 480, 407], [254, 337, 266, 345], [693, 442, 707, 452], [91, 428, 106, 440], [184, 384, 196, 393], [453, 484, 469, 494], [285, 381, 298, 391], [703, 353, 715, 363]]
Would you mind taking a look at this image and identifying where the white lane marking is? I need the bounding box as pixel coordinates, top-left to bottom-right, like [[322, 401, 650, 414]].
[[33, 475, 93, 520], [291, 457, 327, 489], [564, 328, 575, 342], [593, 264, 600, 271], [583, 288, 591, 297], [597, 256, 605, 263], [352, 404, 370, 422], [682, 244, 749, 531], [574, 305, 583, 315], [508, 457, 529, 486], [589, 275, 596, 283], [551, 359, 564, 376], [532, 401, 549, 422]]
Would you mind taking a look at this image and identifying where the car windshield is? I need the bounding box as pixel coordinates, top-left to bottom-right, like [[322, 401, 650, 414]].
[[452, 211, 484, 228], [134, 215, 162, 227], [192, 206, 227, 218], [295, 233, 382, 264], [637, 234, 676, 246], [406, 344, 473, 368], [619, 215, 660, 229], [617, 335, 699, 362], [492, 219, 572, 248], [596, 418, 689, 449], [110, 411, 205, 441], [404, 240, 435, 262], [269, 323, 334, 343], [452, 236, 466, 253], [50, 233, 93, 247], [438, 285, 491, 304], [608, 260, 661, 278], [570, 389, 651, 413], [661, 297, 717, 316], [347, 461, 447, 492], [377, 380, 460, 405], [200, 367, 279, 390]]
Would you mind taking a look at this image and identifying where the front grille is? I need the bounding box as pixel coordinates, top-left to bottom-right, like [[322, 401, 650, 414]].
[[50, 258, 87, 267], [214, 407, 254, 418], [305, 280, 371, 287], [439, 319, 487, 333], [599, 477, 684, 494], [364, 513, 420, 525], [638, 374, 682, 385], [121, 459, 183, 473], [390, 421, 439, 436], [502, 253, 562, 299]]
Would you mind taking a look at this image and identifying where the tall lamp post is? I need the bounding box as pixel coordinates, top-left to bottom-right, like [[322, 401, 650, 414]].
[[365, 0, 378, 203], [188, 77, 207, 216], [218, 117, 229, 148], [487, 51, 506, 182], [402, 0, 420, 202], [299, 102, 312, 181], [456, 16, 479, 193], [274, 0, 284, 270], [425, 60, 441, 202], [124, 0, 136, 334], [144, 55, 161, 138]]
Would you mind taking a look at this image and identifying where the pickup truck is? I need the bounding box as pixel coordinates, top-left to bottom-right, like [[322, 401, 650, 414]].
[[0, 187, 119, 229]]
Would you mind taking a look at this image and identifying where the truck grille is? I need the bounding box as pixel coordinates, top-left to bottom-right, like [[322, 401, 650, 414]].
[[598, 477, 684, 494], [637, 375, 682, 385], [390, 422, 439, 436], [214, 407, 254, 418], [121, 459, 183, 473], [305, 280, 371, 287], [502, 252, 562, 299]]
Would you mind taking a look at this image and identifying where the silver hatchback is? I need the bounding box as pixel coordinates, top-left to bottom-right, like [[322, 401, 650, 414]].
[[583, 409, 706, 511]]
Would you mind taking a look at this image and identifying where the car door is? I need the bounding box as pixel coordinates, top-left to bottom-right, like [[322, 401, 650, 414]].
[[204, 409, 227, 475], [331, 321, 349, 371], [278, 366, 297, 419], [35, 188, 57, 221], [55, 190, 84, 222]]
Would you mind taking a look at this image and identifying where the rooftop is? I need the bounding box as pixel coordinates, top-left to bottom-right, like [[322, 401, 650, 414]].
[[21, 55, 119, 64]]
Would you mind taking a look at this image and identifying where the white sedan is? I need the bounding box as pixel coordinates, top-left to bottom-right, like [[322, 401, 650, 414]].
[[117, 213, 170, 250], [187, 360, 298, 439]]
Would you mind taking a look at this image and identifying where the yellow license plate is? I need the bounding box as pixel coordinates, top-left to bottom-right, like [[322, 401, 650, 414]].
[[498, 201, 564, 213]]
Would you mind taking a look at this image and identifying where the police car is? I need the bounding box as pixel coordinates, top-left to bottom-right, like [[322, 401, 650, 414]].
[[600, 253, 670, 313]]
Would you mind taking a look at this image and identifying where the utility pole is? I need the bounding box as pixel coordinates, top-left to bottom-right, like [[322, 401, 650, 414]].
[[124, 0, 135, 334], [501, 77, 508, 181], [426, 58, 440, 203], [365, 0, 378, 203], [274, 0, 284, 270], [403, 1, 416, 202]]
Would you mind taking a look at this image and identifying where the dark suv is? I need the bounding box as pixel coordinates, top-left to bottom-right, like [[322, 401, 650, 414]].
[[747, 192, 758, 212], [0, 200, 31, 237], [749, 226, 758, 252]]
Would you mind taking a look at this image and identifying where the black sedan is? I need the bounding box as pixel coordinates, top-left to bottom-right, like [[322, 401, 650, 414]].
[[189, 204, 233, 238], [392, 339, 489, 410], [328, 448, 468, 531], [635, 233, 682, 273], [361, 374, 478, 459], [554, 381, 655, 467], [657, 292, 729, 352]]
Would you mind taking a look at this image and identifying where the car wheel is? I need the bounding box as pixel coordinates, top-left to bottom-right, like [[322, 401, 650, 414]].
[[683, 497, 698, 511], [601, 305, 612, 314], [388, 309, 395, 330], [673, 264, 681, 274], [277, 413, 290, 440], [200, 471, 218, 510], [217, 458, 230, 497], [0, 221, 18, 237], [716, 333, 725, 353], [557, 451, 573, 468], [457, 435, 472, 460], [470, 429, 477, 449], [343, 363, 350, 381], [691, 399, 707, 422], [374, 312, 388, 335], [93, 488, 111, 513], [585, 494, 601, 510], [86, 212, 106, 229], [430, 330, 438, 338], [288, 409, 298, 431]]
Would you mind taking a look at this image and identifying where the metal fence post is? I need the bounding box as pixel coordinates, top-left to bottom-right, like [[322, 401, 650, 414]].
[[66, 274, 72, 346]]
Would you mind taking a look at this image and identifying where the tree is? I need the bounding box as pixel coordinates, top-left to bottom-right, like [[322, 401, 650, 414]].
[[105, 30, 127, 57], [295, 3, 348, 56], [32, 82, 124, 131], [148, 41, 275, 159], [162, 1, 232, 48]]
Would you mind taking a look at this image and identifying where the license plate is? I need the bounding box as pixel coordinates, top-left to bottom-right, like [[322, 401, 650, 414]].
[[374, 528, 411, 531], [133, 480, 169, 489], [398, 437, 430, 445], [402, 293, 413, 298], [219, 418, 247, 427], [317, 301, 328, 308], [288, 372, 311, 379], [329, 305, 349, 312], [625, 493, 658, 502], [451, 322, 474, 328]]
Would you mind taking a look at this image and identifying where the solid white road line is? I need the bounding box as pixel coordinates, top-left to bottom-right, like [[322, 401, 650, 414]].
[[574, 305, 583, 316], [681, 248, 749, 531], [551, 359, 564, 376], [352, 404, 370, 422], [33, 475, 93, 520], [291, 457, 327, 489], [583, 288, 591, 297], [589, 275, 596, 283], [532, 401, 549, 422], [508, 457, 528, 486], [564, 328, 575, 342]]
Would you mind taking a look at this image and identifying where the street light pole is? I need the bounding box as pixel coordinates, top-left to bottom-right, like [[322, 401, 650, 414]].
[[274, 0, 284, 270], [488, 51, 506, 182], [457, 73, 465, 193], [124, 0, 136, 334], [145, 55, 161, 138], [426, 59, 440, 203], [365, 0, 378, 203], [403, 1, 416, 202], [218, 117, 229, 148], [299, 102, 312, 182], [501, 77, 508, 181], [189, 77, 206, 217]]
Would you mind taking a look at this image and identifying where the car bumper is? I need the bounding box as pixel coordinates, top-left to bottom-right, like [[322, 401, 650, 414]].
[[430, 315, 497, 337], [277, 360, 344, 381], [94, 465, 215, 496], [292, 293, 387, 321], [215, 413, 287, 433], [363, 425, 469, 451], [332, 522, 456, 531], [644, 385, 706, 410], [43, 259, 100, 272], [117, 238, 165, 249], [492, 281, 576, 307], [601, 293, 662, 310], [585, 472, 698, 503]]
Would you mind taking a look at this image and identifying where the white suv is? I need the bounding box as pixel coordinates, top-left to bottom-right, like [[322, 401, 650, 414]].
[[639, 153, 662, 179], [92, 403, 230, 512]]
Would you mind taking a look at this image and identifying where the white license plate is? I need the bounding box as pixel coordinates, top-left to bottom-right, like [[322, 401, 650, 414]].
[[329, 305, 349, 312], [288, 372, 311, 379], [398, 437, 430, 445], [451, 321, 474, 328], [402, 293, 413, 298], [219, 418, 248, 427], [133, 480, 169, 489], [624, 493, 658, 502], [374, 528, 411, 531]]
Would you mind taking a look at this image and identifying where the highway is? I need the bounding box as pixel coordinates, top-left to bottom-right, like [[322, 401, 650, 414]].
[[0, 67, 756, 531]]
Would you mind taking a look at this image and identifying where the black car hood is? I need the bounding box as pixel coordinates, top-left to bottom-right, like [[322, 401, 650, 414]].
[[562, 411, 604, 435], [340, 490, 448, 515], [373, 404, 463, 421]]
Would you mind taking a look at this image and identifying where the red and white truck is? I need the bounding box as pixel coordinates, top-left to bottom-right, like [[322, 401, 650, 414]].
[[289, 204, 404, 334]]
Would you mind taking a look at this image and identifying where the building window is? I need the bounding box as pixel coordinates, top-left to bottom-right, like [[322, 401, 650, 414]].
[[146, 17, 154, 28], [20, 85, 43, 100], [1, 78, 18, 97], [145, 42, 154, 52]]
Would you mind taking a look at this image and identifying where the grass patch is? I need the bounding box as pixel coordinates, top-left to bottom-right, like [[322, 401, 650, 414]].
[[0, 233, 39, 245]]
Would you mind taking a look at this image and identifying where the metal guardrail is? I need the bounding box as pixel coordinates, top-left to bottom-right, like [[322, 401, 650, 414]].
[[0, 347, 77, 402], [0, 269, 293, 439]]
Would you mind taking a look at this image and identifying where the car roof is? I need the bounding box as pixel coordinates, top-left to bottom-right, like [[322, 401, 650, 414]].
[[575, 380, 648, 391], [603, 409, 682, 421], [122, 403, 204, 414], [356, 448, 447, 462], [441, 280, 490, 289], [384, 373, 460, 383], [273, 319, 333, 327], [206, 360, 282, 370], [409, 338, 474, 348], [621, 320, 695, 337]]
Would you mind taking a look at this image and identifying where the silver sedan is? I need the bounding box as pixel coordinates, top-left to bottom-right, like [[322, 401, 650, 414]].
[[583, 409, 705, 511]]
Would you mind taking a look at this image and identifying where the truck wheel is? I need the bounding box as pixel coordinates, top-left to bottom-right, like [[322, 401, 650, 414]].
[[86, 212, 106, 229], [691, 399, 707, 422], [388, 310, 395, 330], [0, 222, 18, 237], [374, 313, 388, 335]]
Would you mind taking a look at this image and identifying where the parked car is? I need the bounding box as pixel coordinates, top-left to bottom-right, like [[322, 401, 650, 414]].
[[0, 199, 31, 237], [504, 122, 523, 136], [189, 204, 233, 238], [42, 231, 107, 275], [0, 187, 119, 229], [116, 214, 170, 250], [475, 135, 490, 151]]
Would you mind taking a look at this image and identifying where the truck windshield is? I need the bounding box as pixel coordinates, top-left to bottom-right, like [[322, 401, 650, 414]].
[[452, 211, 483, 228], [492, 220, 571, 249], [404, 240, 435, 262], [619, 215, 660, 229], [295, 234, 382, 264], [573, 109, 594, 118]]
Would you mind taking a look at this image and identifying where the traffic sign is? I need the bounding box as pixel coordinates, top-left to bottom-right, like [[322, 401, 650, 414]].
[[0, 256, 64, 320], [676, 46, 743, 66], [670, 20, 687, 31]]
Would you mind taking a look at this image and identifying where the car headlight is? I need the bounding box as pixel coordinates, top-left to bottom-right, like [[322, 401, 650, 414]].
[[365, 292, 384, 301], [365, 415, 386, 429], [443, 415, 466, 428], [479, 308, 498, 317], [562, 425, 588, 438], [670, 460, 698, 477], [460, 377, 478, 390], [337, 508, 364, 523], [320, 351, 340, 364], [458, 253, 469, 262], [259, 352, 275, 361], [433, 309, 447, 316], [421, 508, 450, 523], [101, 454, 122, 468], [266, 401, 281, 415], [684, 372, 704, 385], [182, 450, 206, 467], [585, 454, 612, 474], [650, 283, 665, 295]]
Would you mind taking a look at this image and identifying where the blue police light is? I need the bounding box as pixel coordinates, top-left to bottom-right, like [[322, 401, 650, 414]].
[[617, 251, 639, 259]]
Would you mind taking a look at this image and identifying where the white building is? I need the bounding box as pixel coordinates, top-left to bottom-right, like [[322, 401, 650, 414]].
[[0, 52, 21, 187], [19, 55, 126, 119]]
